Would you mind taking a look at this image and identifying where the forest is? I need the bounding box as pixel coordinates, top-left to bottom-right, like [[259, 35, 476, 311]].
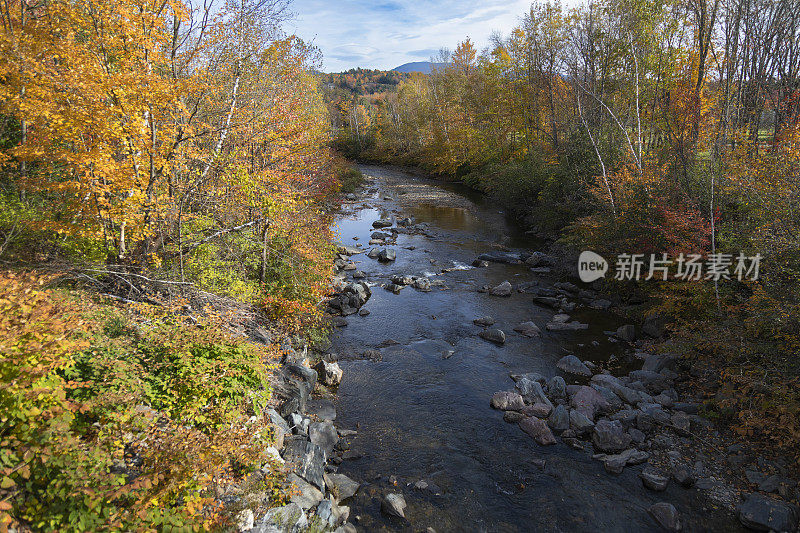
[[329, 0, 800, 455]]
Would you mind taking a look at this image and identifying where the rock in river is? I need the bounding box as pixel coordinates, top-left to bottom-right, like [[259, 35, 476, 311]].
[[489, 280, 513, 297], [382, 493, 407, 519], [513, 321, 541, 337], [324, 473, 360, 501], [491, 391, 525, 411], [519, 416, 557, 445], [473, 316, 495, 326], [378, 248, 396, 262], [372, 219, 393, 228], [648, 502, 682, 532], [314, 360, 343, 386], [479, 328, 506, 345], [556, 355, 592, 378]]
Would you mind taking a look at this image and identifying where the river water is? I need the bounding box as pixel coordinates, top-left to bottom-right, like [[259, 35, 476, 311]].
[[328, 165, 741, 532]]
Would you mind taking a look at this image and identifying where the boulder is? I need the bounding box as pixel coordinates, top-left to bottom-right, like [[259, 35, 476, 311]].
[[569, 409, 595, 435], [477, 251, 522, 264], [282, 437, 326, 491], [308, 422, 338, 456], [522, 403, 552, 418], [287, 473, 323, 510], [381, 493, 407, 519], [547, 404, 570, 433], [516, 379, 553, 410], [640, 468, 670, 491], [548, 376, 567, 399], [479, 328, 506, 344], [314, 360, 343, 386], [737, 493, 799, 532], [473, 316, 495, 326], [372, 219, 393, 228], [491, 391, 525, 411], [648, 502, 682, 532], [519, 416, 557, 445], [377, 248, 396, 262], [592, 419, 632, 453], [324, 473, 360, 501], [316, 499, 349, 528], [255, 502, 308, 532], [513, 321, 541, 337], [556, 355, 592, 377], [642, 353, 677, 373], [570, 385, 611, 420], [489, 281, 513, 297]]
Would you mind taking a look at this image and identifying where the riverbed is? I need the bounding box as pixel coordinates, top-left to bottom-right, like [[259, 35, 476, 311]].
[[327, 165, 741, 532]]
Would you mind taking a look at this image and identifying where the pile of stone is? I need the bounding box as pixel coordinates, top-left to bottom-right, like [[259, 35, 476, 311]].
[[241, 346, 359, 533]]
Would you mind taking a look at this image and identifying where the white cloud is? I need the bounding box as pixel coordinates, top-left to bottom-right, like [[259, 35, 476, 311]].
[[286, 0, 581, 72]]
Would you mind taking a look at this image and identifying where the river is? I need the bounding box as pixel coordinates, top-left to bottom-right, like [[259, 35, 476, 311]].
[[327, 165, 742, 532]]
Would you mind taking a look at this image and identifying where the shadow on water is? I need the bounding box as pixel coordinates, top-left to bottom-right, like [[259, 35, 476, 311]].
[[328, 166, 743, 533]]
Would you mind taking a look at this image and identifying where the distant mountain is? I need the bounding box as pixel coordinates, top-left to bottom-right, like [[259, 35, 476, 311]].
[[392, 61, 444, 74]]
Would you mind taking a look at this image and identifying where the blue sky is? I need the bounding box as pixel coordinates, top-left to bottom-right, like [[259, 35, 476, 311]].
[[286, 0, 575, 72]]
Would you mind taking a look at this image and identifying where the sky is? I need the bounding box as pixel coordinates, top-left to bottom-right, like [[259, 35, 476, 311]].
[[286, 0, 579, 73]]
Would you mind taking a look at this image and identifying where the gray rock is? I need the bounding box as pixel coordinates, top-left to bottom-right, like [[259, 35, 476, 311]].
[[371, 231, 391, 240], [642, 353, 677, 373], [628, 427, 646, 444], [548, 376, 567, 399], [591, 384, 623, 412], [309, 422, 338, 455], [267, 408, 291, 449], [640, 468, 670, 491], [672, 466, 695, 488], [314, 360, 343, 387], [377, 248, 396, 262], [737, 493, 799, 532], [479, 328, 506, 344], [592, 419, 632, 453], [516, 379, 553, 410], [287, 473, 323, 510], [491, 391, 525, 411], [519, 416, 557, 445], [282, 437, 326, 491], [367, 248, 380, 259], [513, 321, 541, 337], [504, 411, 526, 423], [629, 370, 670, 394], [556, 355, 592, 377], [615, 324, 636, 342], [372, 219, 393, 228], [473, 316, 495, 326], [604, 454, 628, 474], [570, 385, 611, 420], [255, 502, 308, 533], [569, 409, 595, 435], [546, 321, 589, 331], [413, 277, 432, 291], [489, 281, 513, 297], [472, 259, 490, 267], [381, 493, 407, 519], [648, 502, 681, 531], [548, 404, 570, 433], [522, 403, 552, 418]]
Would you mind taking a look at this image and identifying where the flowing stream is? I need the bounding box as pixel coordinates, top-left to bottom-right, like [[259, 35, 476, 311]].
[[327, 165, 741, 532]]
